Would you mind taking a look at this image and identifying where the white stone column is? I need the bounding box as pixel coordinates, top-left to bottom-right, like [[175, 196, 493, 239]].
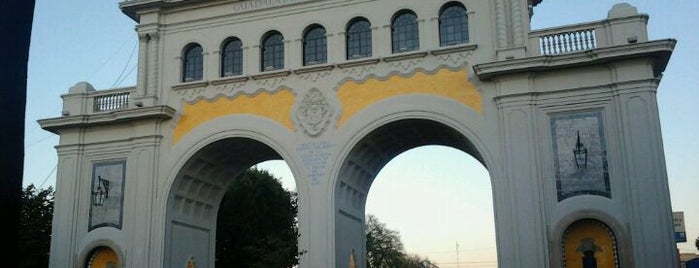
[[494, 0, 530, 60], [135, 33, 149, 98], [377, 25, 391, 56], [614, 82, 678, 268], [327, 32, 340, 64], [48, 146, 83, 268], [427, 16, 440, 48], [302, 185, 335, 268], [245, 46, 258, 74], [417, 18, 428, 51], [145, 31, 160, 105], [287, 39, 300, 69], [127, 139, 160, 267], [493, 79, 549, 268], [328, 32, 347, 63]]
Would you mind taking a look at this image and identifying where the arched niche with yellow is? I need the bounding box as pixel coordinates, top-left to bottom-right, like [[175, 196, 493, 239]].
[[562, 219, 619, 268], [85, 246, 120, 268]]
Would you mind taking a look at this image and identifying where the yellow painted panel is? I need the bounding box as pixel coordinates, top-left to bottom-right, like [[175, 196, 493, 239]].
[[174, 89, 295, 144], [88, 247, 119, 268], [563, 220, 616, 268], [336, 68, 482, 127]]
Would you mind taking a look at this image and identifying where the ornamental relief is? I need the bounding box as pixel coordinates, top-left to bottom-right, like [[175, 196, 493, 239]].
[[214, 82, 246, 95], [387, 58, 424, 73], [299, 70, 332, 83], [255, 76, 287, 89], [341, 65, 376, 80], [436, 51, 474, 66], [294, 88, 335, 137]]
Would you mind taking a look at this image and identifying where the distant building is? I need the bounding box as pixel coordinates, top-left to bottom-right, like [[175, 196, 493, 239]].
[[39, 0, 677, 267]]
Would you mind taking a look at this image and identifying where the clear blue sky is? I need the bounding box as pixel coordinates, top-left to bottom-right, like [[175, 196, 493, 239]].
[[25, 0, 699, 266]]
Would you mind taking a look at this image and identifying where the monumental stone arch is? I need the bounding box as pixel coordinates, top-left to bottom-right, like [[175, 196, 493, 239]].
[[39, 0, 679, 267]]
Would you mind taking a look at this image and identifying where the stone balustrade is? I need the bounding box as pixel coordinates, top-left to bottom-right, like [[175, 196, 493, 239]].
[[60, 82, 135, 116], [529, 3, 649, 56]]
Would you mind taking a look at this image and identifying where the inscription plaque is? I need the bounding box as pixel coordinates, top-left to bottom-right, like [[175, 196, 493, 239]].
[[297, 141, 335, 185]]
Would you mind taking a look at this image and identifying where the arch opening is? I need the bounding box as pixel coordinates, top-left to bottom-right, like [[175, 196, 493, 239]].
[[334, 119, 492, 268], [165, 137, 298, 268], [561, 219, 619, 268], [85, 246, 120, 268]]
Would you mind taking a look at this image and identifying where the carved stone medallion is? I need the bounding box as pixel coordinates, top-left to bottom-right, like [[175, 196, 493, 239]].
[[296, 88, 333, 136]]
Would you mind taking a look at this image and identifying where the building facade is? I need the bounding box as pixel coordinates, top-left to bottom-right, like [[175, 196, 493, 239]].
[[39, 0, 678, 267]]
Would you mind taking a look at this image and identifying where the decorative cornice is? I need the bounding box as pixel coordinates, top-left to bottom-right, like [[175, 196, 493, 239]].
[[251, 70, 292, 80], [39, 106, 176, 134], [382, 51, 428, 62], [473, 39, 676, 80], [293, 64, 334, 74], [172, 80, 209, 90], [210, 75, 249, 85], [430, 44, 478, 56], [336, 58, 380, 69]]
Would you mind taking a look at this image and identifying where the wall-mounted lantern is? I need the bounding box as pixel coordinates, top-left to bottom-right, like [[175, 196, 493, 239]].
[[573, 131, 588, 169], [91, 176, 110, 206]]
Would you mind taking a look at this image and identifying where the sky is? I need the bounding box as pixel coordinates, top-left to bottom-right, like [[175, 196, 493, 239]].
[[25, 0, 698, 267]]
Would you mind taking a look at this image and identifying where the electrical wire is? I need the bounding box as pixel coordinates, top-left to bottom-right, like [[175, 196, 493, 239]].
[[38, 164, 57, 189], [111, 42, 138, 88]]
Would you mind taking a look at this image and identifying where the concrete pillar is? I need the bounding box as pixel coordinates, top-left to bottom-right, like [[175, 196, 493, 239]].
[[145, 31, 160, 105], [614, 78, 677, 268], [135, 33, 149, 98], [49, 146, 83, 268], [127, 142, 159, 266], [493, 75, 549, 268]]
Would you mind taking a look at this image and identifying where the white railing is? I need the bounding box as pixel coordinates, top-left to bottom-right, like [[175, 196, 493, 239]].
[[530, 20, 610, 56], [91, 87, 135, 112], [538, 29, 597, 55]]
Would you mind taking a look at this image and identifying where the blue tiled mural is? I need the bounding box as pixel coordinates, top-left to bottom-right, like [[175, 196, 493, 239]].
[[89, 160, 126, 230], [551, 112, 610, 201]]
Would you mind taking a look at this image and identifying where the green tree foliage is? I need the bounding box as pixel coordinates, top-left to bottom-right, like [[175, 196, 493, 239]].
[[215, 168, 300, 268], [366, 215, 405, 267], [365, 215, 436, 268], [19, 184, 54, 268]]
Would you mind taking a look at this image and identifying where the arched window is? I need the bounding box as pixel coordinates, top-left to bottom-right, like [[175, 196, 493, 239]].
[[182, 44, 203, 82], [261, 31, 284, 71], [346, 17, 372, 59], [391, 10, 419, 53], [303, 25, 327, 66], [221, 37, 243, 77], [439, 2, 469, 46]]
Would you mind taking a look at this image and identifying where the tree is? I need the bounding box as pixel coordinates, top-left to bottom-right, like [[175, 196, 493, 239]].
[[365, 215, 435, 268], [695, 236, 698, 251], [19, 184, 54, 268], [215, 168, 300, 268], [366, 214, 405, 268], [400, 254, 439, 268]]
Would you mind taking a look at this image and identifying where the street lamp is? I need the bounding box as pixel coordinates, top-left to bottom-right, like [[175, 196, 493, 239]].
[[91, 176, 110, 206], [573, 131, 588, 169]]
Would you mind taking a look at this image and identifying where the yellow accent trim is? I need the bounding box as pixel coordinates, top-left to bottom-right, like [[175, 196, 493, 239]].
[[336, 68, 482, 127], [564, 221, 616, 268], [173, 89, 295, 144]]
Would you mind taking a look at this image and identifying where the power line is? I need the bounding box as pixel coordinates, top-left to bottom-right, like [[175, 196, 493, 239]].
[[38, 164, 57, 189], [114, 64, 137, 88], [111, 42, 138, 88], [24, 133, 55, 149], [86, 37, 132, 82]]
